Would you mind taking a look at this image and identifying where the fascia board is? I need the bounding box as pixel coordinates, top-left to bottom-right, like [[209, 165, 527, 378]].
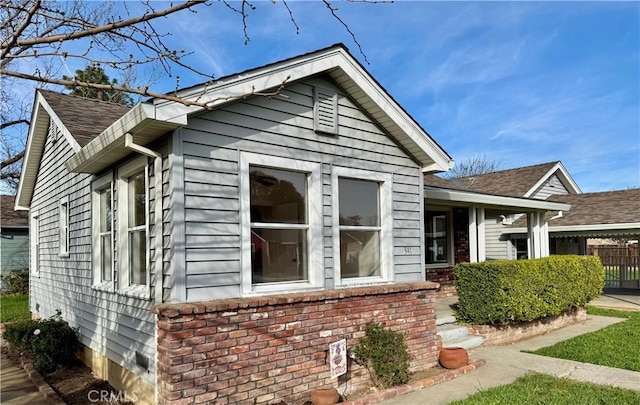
[[425, 187, 571, 211], [509, 223, 640, 236]]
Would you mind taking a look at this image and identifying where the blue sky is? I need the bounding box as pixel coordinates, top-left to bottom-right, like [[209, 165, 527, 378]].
[[11, 1, 640, 193], [156, 0, 639, 192]]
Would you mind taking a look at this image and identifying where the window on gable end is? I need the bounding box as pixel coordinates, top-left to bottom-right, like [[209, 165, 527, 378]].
[[314, 86, 338, 134]]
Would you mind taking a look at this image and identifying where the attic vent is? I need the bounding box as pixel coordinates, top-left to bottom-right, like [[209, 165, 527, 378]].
[[314, 87, 338, 134]]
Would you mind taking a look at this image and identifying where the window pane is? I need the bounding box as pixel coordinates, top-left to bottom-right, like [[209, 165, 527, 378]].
[[338, 178, 379, 226], [251, 228, 307, 283], [426, 211, 449, 264], [129, 171, 146, 227], [101, 235, 112, 282], [340, 230, 380, 278], [250, 167, 306, 224], [100, 188, 112, 232], [130, 230, 146, 285]]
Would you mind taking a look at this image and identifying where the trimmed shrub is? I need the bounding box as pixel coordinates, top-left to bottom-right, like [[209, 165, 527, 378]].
[[3, 310, 80, 373], [455, 255, 604, 325], [353, 322, 411, 389], [0, 268, 29, 294]]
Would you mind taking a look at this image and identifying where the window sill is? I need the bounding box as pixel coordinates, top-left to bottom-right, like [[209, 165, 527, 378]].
[[117, 285, 151, 300], [91, 283, 115, 293], [59, 253, 70, 259], [336, 278, 393, 289], [244, 282, 324, 297]]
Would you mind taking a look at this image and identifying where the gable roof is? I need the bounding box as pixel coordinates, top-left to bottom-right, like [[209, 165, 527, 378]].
[[510, 189, 640, 236], [1, 195, 28, 228], [15, 90, 132, 210], [64, 43, 454, 174], [452, 161, 581, 198]]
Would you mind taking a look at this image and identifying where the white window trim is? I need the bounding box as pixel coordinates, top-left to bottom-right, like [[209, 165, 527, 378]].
[[58, 196, 70, 258], [91, 173, 114, 291], [30, 210, 39, 277], [239, 152, 323, 296], [332, 166, 393, 287], [117, 156, 150, 298], [425, 206, 454, 268]]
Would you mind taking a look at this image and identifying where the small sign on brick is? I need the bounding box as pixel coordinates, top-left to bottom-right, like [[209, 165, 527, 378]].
[[329, 339, 347, 378]]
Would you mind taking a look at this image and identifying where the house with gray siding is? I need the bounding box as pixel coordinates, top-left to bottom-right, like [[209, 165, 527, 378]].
[[15, 44, 467, 403], [1, 195, 30, 279]]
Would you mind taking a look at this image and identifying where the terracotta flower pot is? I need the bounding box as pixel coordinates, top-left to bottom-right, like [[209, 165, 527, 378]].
[[439, 347, 469, 369], [310, 386, 339, 405]]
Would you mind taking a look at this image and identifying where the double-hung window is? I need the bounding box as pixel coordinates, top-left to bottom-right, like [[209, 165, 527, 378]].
[[240, 152, 322, 295], [332, 167, 392, 285], [117, 156, 149, 295], [92, 174, 113, 287], [59, 197, 69, 257], [425, 209, 451, 265]]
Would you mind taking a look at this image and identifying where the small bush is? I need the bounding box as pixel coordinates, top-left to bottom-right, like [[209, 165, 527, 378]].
[[3, 310, 80, 373], [455, 255, 604, 325], [353, 322, 411, 389], [1, 268, 29, 294]]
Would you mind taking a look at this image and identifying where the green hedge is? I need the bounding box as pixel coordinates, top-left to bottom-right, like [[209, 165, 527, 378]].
[[455, 255, 604, 325]]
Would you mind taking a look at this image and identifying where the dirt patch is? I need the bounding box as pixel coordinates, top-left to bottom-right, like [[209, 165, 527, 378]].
[[2, 345, 131, 405]]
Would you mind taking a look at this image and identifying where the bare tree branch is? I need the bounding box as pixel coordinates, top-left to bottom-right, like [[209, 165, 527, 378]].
[[0, 119, 30, 130], [0, 150, 24, 170]]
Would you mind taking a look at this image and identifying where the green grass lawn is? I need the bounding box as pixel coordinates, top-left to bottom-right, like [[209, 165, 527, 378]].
[[528, 306, 640, 371], [450, 373, 640, 405], [0, 294, 30, 323]]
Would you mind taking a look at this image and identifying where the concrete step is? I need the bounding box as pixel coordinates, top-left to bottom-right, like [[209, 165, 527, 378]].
[[436, 324, 470, 341], [441, 334, 485, 350], [436, 315, 457, 326]]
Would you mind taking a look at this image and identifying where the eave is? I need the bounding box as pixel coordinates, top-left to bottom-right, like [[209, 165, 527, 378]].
[[509, 223, 640, 238], [65, 103, 186, 174], [425, 186, 571, 212]]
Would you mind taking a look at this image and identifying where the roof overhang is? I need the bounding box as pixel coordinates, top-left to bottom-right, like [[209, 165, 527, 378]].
[[509, 223, 640, 238], [65, 103, 186, 174], [15, 91, 82, 210], [425, 186, 571, 212], [152, 45, 453, 172]]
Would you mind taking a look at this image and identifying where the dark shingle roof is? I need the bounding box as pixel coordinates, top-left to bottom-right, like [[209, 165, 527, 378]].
[[452, 162, 559, 197], [511, 189, 640, 228], [39, 90, 131, 147], [0, 195, 28, 228]]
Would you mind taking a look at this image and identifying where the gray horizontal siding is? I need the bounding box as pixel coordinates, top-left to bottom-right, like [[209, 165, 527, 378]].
[[531, 174, 570, 200], [0, 229, 29, 274], [180, 76, 424, 299], [29, 119, 157, 386]]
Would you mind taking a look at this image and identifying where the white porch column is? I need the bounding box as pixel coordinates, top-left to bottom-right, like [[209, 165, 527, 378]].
[[530, 212, 543, 258], [527, 212, 534, 259], [468, 207, 478, 263], [541, 216, 550, 257], [477, 208, 486, 262]]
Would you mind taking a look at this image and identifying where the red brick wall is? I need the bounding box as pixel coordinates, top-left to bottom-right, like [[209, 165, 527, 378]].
[[467, 307, 587, 346], [153, 282, 439, 405]]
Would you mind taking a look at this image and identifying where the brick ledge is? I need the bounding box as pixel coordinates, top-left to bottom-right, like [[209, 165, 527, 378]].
[[338, 359, 486, 405], [153, 281, 439, 317]]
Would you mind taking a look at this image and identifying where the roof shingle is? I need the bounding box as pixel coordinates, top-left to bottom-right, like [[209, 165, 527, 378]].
[[1, 195, 28, 227], [39, 90, 131, 147], [452, 162, 559, 197]]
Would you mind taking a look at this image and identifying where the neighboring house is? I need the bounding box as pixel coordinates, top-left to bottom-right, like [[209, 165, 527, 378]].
[[1, 195, 29, 278]]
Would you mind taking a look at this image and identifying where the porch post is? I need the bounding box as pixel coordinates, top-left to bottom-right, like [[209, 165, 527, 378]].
[[477, 208, 486, 262], [468, 207, 478, 263], [527, 212, 534, 259], [541, 215, 549, 257]]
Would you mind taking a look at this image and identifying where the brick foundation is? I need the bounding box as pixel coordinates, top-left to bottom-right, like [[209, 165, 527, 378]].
[[467, 307, 587, 346], [153, 282, 439, 405], [426, 267, 457, 298]]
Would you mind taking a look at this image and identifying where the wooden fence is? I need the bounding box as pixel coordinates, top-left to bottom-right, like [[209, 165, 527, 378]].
[[588, 246, 639, 288]]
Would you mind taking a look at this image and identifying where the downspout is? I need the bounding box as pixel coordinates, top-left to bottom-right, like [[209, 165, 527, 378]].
[[124, 133, 163, 305]]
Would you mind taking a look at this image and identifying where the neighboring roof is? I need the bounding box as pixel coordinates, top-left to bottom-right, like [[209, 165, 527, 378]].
[[451, 161, 581, 198], [66, 43, 454, 174], [38, 90, 131, 147], [15, 90, 132, 209], [1, 195, 28, 228], [510, 189, 640, 237]]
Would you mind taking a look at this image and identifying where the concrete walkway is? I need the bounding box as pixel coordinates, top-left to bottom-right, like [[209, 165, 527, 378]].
[[382, 311, 640, 404], [590, 288, 640, 311], [0, 348, 53, 405]]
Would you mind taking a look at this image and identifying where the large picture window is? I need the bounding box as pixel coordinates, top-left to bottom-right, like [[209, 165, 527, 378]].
[[240, 153, 322, 295], [425, 210, 450, 265], [332, 167, 392, 285]]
